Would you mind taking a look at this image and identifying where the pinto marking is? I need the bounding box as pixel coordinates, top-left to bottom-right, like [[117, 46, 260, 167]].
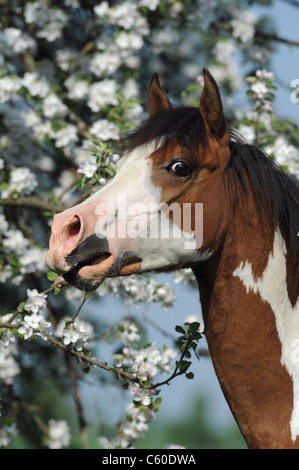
[[233, 230, 299, 441]]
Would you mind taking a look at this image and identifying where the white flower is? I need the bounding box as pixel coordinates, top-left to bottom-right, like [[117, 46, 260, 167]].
[[123, 78, 139, 99], [18, 312, 51, 340], [47, 420, 70, 449], [230, 9, 256, 43], [153, 283, 175, 309], [256, 69, 274, 81], [115, 31, 143, 51], [43, 94, 68, 118], [174, 268, 196, 285], [213, 39, 236, 62], [18, 322, 34, 340], [36, 9, 68, 42], [90, 119, 120, 141], [55, 49, 72, 71], [22, 72, 50, 98], [238, 124, 255, 143], [0, 354, 20, 385], [32, 120, 52, 142], [0, 213, 9, 235], [20, 109, 41, 128], [132, 387, 152, 406], [7, 167, 38, 196], [4, 28, 35, 53], [138, 0, 160, 10], [116, 401, 155, 448], [77, 155, 98, 178], [0, 423, 18, 448], [267, 137, 299, 167], [3, 230, 29, 254], [87, 80, 119, 112], [0, 76, 22, 100], [24, 0, 48, 25], [24, 313, 42, 330], [62, 326, 80, 346], [251, 81, 269, 99], [89, 51, 121, 77], [24, 289, 47, 314], [64, 75, 89, 100], [52, 125, 78, 148], [94, 1, 110, 18], [117, 320, 141, 344], [61, 321, 91, 351], [110, 153, 120, 164]]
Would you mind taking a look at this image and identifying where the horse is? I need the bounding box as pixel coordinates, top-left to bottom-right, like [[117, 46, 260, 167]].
[[46, 68, 299, 449]]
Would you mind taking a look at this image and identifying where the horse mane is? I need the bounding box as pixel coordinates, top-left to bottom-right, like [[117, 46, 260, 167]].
[[227, 131, 299, 265], [124, 107, 207, 155], [124, 107, 299, 281]]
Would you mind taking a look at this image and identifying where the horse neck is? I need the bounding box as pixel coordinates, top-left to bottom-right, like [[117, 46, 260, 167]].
[[192, 206, 299, 449]]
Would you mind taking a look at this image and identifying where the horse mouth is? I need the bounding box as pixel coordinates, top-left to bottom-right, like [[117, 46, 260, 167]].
[[64, 252, 113, 292]]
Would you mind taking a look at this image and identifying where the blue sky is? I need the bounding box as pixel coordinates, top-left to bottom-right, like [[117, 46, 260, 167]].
[[264, 0, 299, 123]]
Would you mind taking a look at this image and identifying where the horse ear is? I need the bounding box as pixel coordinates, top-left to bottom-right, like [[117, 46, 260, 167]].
[[148, 73, 173, 117], [199, 68, 229, 143]]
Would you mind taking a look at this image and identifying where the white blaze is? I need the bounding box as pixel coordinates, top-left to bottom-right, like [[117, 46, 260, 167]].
[[233, 230, 299, 441], [83, 142, 210, 271]]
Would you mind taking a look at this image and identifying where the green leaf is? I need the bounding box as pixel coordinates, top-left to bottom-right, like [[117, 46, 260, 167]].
[[187, 321, 200, 332], [47, 271, 58, 281], [185, 372, 194, 380], [175, 325, 185, 334]]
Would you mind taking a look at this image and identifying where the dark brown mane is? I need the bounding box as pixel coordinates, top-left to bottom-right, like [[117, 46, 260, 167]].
[[226, 131, 299, 302], [124, 106, 207, 155]]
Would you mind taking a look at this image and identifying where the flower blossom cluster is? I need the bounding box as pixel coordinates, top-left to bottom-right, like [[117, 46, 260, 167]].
[[230, 9, 257, 43], [98, 275, 176, 309], [1, 167, 38, 199], [46, 420, 70, 449], [55, 318, 94, 352], [115, 319, 177, 381], [0, 423, 18, 448], [0, 218, 47, 285], [18, 290, 51, 341], [76, 145, 120, 181], [247, 69, 275, 113], [0, 345, 20, 386], [266, 137, 299, 177], [101, 318, 177, 448]]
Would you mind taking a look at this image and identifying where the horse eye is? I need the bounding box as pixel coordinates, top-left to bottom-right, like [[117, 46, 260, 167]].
[[168, 161, 191, 177]]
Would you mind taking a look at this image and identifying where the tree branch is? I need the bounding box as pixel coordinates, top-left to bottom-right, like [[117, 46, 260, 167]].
[[212, 21, 299, 48], [0, 197, 63, 213], [64, 353, 89, 449]]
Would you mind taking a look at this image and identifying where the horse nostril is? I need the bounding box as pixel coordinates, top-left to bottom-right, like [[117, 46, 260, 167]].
[[68, 216, 81, 238], [61, 215, 82, 255]]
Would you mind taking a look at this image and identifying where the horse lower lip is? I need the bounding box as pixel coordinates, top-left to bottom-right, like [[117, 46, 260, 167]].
[[72, 253, 111, 271]]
